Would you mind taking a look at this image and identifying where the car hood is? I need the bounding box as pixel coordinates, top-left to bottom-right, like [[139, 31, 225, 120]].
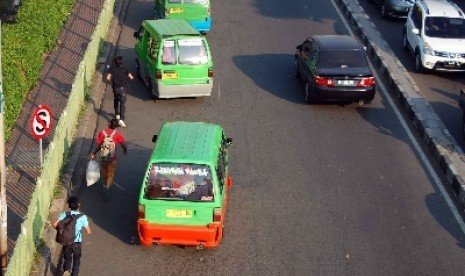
[[316, 67, 373, 77], [425, 37, 465, 53]]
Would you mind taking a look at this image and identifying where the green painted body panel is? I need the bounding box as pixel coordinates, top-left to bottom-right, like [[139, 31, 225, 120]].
[[138, 121, 229, 226], [134, 19, 213, 97]]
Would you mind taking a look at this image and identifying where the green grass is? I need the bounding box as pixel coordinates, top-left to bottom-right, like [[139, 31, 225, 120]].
[[1, 0, 76, 140]]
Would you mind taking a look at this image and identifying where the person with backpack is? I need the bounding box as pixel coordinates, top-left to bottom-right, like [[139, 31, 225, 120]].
[[90, 118, 128, 199], [106, 55, 134, 128], [53, 197, 91, 276]]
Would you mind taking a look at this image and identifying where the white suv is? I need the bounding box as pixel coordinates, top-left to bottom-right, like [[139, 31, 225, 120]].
[[403, 0, 465, 72]]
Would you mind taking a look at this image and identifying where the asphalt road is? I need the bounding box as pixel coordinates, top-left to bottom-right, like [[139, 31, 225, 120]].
[[360, 0, 465, 150], [64, 0, 465, 275]]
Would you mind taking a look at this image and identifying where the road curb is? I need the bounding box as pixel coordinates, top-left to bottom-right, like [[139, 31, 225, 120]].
[[335, 0, 465, 210]]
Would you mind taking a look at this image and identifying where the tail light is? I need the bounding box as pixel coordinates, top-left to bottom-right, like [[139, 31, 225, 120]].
[[227, 177, 232, 188], [156, 69, 162, 80], [314, 75, 335, 87], [358, 77, 375, 87], [213, 208, 222, 222], [165, 9, 169, 16], [138, 205, 145, 219], [208, 67, 213, 78], [207, 8, 211, 16]]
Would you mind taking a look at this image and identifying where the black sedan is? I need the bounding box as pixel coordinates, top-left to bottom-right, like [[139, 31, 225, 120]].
[[295, 35, 376, 105]]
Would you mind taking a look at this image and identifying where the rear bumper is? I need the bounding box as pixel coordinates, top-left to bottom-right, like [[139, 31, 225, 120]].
[[314, 86, 375, 102], [386, 5, 411, 18], [157, 81, 213, 98], [189, 18, 212, 32], [137, 220, 223, 248]]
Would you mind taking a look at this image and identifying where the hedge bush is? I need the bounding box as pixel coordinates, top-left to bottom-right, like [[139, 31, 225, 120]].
[[1, 0, 75, 139]]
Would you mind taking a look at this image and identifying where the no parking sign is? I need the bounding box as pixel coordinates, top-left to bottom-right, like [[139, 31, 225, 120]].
[[30, 105, 52, 166], [30, 105, 52, 139]]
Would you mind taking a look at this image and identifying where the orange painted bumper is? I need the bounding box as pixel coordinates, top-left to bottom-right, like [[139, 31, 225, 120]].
[[137, 220, 223, 248]]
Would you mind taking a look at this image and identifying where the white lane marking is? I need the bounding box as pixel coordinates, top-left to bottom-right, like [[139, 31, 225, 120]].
[[330, 0, 465, 234]]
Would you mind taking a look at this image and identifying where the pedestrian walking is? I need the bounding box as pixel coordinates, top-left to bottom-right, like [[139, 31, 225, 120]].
[[53, 197, 91, 276], [90, 118, 128, 200], [106, 55, 134, 127]]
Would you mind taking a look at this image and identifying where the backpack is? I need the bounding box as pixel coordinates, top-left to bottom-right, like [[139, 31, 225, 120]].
[[100, 130, 116, 162], [55, 212, 83, 245]]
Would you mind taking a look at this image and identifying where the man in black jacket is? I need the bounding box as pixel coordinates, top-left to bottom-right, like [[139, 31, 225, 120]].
[[106, 56, 134, 127]]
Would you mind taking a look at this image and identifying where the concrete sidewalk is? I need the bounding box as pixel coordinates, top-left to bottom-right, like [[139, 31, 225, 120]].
[[3, 0, 126, 274]]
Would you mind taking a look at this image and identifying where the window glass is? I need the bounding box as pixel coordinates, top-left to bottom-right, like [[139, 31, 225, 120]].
[[178, 39, 209, 65], [148, 37, 159, 60], [412, 5, 422, 28], [144, 163, 214, 201], [424, 16, 465, 38], [318, 49, 367, 68], [162, 40, 176, 64]]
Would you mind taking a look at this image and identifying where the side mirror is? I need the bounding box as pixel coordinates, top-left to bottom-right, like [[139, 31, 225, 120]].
[[225, 138, 232, 145], [296, 44, 302, 51], [412, 28, 420, 35], [133, 31, 139, 38], [152, 135, 158, 143]]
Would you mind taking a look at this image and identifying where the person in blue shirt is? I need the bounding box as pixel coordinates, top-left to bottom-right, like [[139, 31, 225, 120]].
[[53, 197, 91, 276]]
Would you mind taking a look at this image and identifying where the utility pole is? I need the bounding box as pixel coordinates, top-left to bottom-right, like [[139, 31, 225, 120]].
[[0, 20, 8, 270]]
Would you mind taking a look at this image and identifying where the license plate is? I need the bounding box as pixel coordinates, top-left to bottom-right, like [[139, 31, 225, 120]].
[[166, 209, 192, 218], [444, 62, 457, 68], [337, 80, 355, 86], [162, 73, 179, 79], [169, 7, 184, 13]]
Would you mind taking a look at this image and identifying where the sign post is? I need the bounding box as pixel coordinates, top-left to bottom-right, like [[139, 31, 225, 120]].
[[30, 105, 52, 166]]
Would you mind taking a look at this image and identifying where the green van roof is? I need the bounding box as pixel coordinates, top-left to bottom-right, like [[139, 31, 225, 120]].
[[142, 19, 201, 37], [151, 121, 223, 164]]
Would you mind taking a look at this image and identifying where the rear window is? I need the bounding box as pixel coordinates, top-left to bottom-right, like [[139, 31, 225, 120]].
[[161, 39, 209, 65], [178, 39, 209, 65], [318, 49, 367, 68], [144, 163, 214, 202]]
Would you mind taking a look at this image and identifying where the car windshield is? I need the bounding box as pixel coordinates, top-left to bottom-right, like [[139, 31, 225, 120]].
[[144, 163, 214, 202], [318, 49, 367, 68], [424, 17, 465, 38], [168, 0, 209, 4], [178, 39, 209, 65]]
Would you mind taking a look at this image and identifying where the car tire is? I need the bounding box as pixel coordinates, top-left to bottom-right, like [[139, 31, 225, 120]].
[[149, 77, 160, 100], [136, 59, 143, 80], [415, 52, 424, 73], [462, 112, 465, 140], [402, 32, 408, 50], [304, 81, 315, 104], [380, 2, 389, 19], [295, 63, 301, 79]]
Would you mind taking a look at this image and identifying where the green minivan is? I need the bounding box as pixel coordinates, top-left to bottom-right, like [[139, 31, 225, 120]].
[[133, 19, 213, 99], [154, 0, 212, 33], [137, 121, 232, 249]]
